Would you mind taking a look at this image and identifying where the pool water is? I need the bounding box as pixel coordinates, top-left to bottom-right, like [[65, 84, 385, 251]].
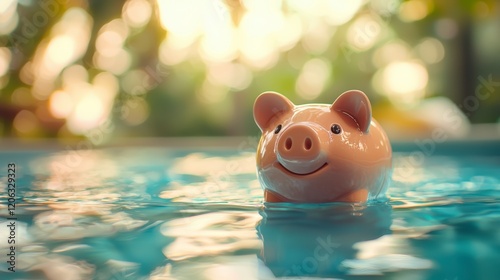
[[0, 143, 499, 280]]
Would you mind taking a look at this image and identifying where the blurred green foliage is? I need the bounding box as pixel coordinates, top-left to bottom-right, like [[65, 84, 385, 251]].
[[0, 0, 499, 140]]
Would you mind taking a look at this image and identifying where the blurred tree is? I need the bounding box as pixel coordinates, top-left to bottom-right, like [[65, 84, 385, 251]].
[[0, 0, 498, 140]]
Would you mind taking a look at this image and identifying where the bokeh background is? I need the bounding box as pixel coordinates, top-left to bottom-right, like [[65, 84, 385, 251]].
[[0, 0, 499, 142]]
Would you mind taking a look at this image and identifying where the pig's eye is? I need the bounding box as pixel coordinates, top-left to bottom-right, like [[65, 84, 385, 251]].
[[331, 124, 341, 134], [274, 124, 282, 134]]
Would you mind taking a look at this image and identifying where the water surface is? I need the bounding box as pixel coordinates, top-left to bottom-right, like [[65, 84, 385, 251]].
[[0, 145, 499, 279]]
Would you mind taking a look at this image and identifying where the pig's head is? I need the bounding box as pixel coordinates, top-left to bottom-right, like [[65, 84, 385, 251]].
[[253, 90, 392, 203]]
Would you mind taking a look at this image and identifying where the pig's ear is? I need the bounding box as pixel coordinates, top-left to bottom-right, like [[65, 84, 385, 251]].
[[254, 92, 294, 131], [331, 90, 372, 133]]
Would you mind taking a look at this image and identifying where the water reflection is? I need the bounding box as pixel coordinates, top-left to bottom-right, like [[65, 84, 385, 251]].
[[161, 211, 261, 261], [257, 203, 393, 277], [161, 152, 262, 204], [0, 148, 498, 279], [393, 202, 500, 280]]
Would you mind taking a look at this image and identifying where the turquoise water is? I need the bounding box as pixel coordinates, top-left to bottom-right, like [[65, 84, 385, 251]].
[[0, 143, 499, 279]]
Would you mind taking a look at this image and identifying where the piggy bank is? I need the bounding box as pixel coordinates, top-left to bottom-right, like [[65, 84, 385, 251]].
[[253, 90, 392, 203]]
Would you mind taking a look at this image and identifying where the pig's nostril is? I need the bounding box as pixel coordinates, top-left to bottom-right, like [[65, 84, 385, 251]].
[[285, 137, 292, 150], [304, 137, 312, 150]]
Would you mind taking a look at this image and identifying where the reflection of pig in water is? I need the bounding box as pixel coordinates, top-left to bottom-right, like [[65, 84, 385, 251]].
[[253, 90, 392, 203], [257, 203, 392, 277]]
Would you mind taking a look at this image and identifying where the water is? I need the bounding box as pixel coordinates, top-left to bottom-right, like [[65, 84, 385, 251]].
[[0, 144, 499, 280]]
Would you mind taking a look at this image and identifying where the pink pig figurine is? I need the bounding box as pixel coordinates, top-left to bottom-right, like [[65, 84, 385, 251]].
[[253, 90, 392, 203]]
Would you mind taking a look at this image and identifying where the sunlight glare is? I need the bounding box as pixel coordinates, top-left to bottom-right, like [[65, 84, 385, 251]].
[[296, 58, 331, 100], [45, 35, 76, 68], [93, 71, 119, 98], [398, 0, 430, 22], [94, 49, 131, 75], [199, 4, 237, 63], [62, 65, 89, 87], [324, 0, 364, 26], [347, 15, 381, 51], [68, 92, 105, 134], [31, 8, 92, 100], [49, 90, 73, 119], [384, 61, 428, 94], [96, 31, 124, 57], [159, 38, 191, 65], [207, 63, 252, 90], [13, 110, 38, 134], [302, 19, 333, 54], [122, 98, 149, 126], [276, 14, 303, 51], [197, 79, 228, 104], [157, 0, 203, 38], [0, 47, 11, 77], [239, 10, 283, 69], [372, 41, 410, 68], [415, 37, 445, 64], [375, 60, 429, 104], [122, 0, 152, 28], [0, 0, 18, 35]]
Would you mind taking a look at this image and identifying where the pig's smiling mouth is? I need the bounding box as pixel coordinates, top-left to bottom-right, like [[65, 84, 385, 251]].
[[278, 162, 328, 176]]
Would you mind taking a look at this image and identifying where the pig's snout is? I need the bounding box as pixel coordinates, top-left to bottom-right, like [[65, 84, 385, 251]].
[[276, 124, 327, 175]]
